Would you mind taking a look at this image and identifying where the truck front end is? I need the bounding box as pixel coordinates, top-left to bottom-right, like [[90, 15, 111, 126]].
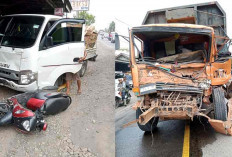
[[130, 24, 232, 135], [0, 15, 45, 92]]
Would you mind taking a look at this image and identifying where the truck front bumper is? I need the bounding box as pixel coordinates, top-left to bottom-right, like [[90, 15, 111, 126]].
[[0, 77, 37, 92]]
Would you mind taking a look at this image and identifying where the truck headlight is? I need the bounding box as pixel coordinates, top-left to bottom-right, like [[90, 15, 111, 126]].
[[19, 70, 37, 85], [22, 120, 30, 132]]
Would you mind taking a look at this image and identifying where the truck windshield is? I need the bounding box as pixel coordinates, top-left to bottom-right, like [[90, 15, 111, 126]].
[[1, 16, 44, 48], [132, 29, 211, 64]]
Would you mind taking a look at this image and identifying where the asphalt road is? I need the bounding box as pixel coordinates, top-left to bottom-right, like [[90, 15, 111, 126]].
[[101, 36, 115, 48], [116, 93, 232, 157]]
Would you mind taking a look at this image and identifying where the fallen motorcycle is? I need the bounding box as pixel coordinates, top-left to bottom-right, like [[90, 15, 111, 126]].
[[0, 91, 71, 133]]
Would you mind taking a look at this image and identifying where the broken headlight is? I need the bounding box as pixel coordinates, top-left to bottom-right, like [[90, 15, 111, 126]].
[[22, 120, 30, 132], [19, 70, 37, 85]]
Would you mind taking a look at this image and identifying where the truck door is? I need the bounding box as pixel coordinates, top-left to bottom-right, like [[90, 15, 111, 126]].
[[38, 19, 85, 88]]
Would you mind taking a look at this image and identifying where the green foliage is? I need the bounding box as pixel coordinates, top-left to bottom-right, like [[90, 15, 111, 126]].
[[108, 21, 115, 33], [77, 11, 95, 26]]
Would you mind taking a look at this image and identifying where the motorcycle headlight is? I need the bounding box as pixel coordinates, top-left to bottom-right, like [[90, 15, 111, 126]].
[[19, 70, 37, 85], [22, 120, 30, 132]]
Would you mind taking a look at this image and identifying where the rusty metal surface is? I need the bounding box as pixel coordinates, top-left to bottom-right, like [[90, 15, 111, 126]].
[[138, 68, 206, 87], [130, 21, 231, 136], [138, 92, 199, 124], [137, 97, 232, 135]]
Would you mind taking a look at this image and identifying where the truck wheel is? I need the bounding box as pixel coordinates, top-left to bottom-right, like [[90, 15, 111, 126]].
[[79, 60, 88, 77], [213, 87, 228, 121], [136, 108, 159, 132], [54, 75, 65, 88]]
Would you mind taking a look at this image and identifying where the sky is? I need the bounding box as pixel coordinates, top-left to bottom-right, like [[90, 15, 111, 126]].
[[87, 0, 232, 38]]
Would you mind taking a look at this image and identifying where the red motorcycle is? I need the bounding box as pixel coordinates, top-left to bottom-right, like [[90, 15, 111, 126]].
[[0, 91, 71, 133]]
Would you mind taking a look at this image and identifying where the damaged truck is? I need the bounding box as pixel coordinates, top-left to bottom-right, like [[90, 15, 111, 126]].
[[131, 2, 232, 135]]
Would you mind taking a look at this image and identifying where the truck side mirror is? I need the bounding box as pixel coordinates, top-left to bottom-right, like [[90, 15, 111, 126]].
[[45, 36, 53, 47], [115, 33, 120, 50]]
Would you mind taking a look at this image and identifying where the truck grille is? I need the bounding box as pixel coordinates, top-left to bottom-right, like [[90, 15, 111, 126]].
[[0, 68, 19, 81], [156, 82, 203, 94]]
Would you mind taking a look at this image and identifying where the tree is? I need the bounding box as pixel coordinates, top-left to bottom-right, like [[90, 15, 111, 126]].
[[108, 21, 115, 33], [104, 28, 109, 33], [77, 11, 95, 26]]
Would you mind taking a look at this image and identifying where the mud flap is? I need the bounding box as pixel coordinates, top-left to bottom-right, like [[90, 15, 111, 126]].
[[208, 98, 232, 135]]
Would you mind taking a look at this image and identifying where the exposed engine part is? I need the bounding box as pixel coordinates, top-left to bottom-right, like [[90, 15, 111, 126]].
[[157, 91, 201, 106], [139, 92, 201, 122]]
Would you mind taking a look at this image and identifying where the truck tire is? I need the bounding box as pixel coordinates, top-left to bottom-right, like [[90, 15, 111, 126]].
[[136, 108, 159, 132], [213, 87, 228, 121], [54, 75, 65, 88], [79, 60, 88, 77]]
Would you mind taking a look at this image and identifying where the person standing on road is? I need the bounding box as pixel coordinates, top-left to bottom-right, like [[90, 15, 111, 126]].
[[66, 50, 87, 95]]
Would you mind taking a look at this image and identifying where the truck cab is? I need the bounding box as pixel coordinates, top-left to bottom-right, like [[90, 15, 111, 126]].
[[131, 2, 232, 135], [0, 14, 85, 92]]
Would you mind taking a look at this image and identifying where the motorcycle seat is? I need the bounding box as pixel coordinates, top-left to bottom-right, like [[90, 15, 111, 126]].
[[33, 92, 63, 100]]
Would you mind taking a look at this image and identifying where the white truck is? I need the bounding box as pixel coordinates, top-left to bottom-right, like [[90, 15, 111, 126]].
[[0, 14, 86, 92]]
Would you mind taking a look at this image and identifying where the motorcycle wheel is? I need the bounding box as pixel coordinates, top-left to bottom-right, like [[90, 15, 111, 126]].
[[0, 103, 10, 117], [123, 99, 127, 106], [115, 98, 120, 109], [126, 93, 131, 104], [0, 103, 11, 125]]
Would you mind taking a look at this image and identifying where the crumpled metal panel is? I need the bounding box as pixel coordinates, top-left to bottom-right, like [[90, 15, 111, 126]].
[[208, 98, 232, 135]]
